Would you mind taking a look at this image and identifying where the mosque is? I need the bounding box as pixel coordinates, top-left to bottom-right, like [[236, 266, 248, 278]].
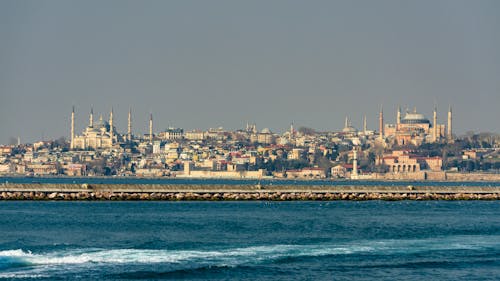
[[379, 106, 453, 146], [70, 107, 143, 150]]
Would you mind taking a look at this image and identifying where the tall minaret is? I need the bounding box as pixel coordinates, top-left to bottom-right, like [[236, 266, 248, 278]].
[[447, 106, 453, 141], [289, 122, 294, 140], [397, 106, 401, 126], [344, 116, 349, 129], [378, 105, 384, 140], [109, 107, 114, 144], [432, 106, 437, 142], [149, 113, 153, 143], [363, 115, 367, 134], [127, 107, 132, 142], [89, 107, 94, 127], [70, 106, 75, 149]]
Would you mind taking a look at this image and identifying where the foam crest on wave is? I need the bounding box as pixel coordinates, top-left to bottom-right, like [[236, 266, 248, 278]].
[[0, 246, 357, 267], [1, 235, 499, 268]]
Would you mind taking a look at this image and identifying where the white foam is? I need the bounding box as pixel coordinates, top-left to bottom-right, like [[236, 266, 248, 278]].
[[0, 273, 47, 279], [0, 235, 499, 270], [0, 249, 32, 257]]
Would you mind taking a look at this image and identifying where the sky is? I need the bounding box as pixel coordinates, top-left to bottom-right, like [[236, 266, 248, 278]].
[[0, 0, 499, 144]]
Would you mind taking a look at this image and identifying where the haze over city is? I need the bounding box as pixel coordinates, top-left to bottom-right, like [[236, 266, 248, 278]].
[[1, 0, 499, 143]]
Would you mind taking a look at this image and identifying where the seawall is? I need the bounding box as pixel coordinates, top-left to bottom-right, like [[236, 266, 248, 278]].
[[1, 183, 500, 200]]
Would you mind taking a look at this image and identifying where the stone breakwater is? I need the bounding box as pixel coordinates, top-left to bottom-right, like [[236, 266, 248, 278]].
[[0, 183, 499, 200], [1, 191, 500, 201]]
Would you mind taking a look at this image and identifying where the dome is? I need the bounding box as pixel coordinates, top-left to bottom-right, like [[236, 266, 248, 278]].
[[342, 126, 357, 133], [261, 128, 272, 134], [401, 113, 430, 124]]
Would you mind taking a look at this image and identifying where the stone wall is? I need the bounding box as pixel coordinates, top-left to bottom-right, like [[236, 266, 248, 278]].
[[1, 183, 499, 201], [446, 173, 500, 181], [0, 190, 499, 201], [371, 172, 426, 180]]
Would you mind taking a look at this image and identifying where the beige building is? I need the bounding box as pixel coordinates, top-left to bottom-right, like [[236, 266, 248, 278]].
[[182, 161, 265, 179], [331, 164, 353, 178], [286, 167, 327, 179], [72, 108, 119, 150], [250, 128, 275, 144], [158, 128, 184, 140], [26, 163, 58, 175], [184, 130, 206, 141], [377, 150, 443, 173]]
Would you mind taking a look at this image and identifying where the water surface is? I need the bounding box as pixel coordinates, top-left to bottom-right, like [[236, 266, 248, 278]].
[[0, 201, 499, 280]]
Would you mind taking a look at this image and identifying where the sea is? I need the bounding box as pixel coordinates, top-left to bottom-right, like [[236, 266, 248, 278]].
[[1, 176, 499, 187], [0, 200, 500, 280]]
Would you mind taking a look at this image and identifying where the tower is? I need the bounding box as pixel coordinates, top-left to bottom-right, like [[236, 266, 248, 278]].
[[351, 146, 358, 179], [447, 106, 452, 141], [397, 106, 401, 126], [432, 106, 437, 143], [149, 113, 153, 143], [378, 105, 384, 140], [70, 106, 75, 149], [363, 115, 367, 135], [89, 107, 94, 127], [128, 107, 132, 142], [109, 108, 114, 144], [344, 116, 349, 129]]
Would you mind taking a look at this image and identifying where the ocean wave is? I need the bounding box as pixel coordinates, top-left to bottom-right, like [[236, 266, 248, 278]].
[[0, 274, 48, 279], [1, 235, 500, 278]]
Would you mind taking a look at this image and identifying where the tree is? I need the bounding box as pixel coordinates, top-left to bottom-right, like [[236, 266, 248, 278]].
[[298, 127, 316, 135]]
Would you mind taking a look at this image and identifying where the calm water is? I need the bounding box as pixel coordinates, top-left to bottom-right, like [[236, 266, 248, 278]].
[[1, 176, 499, 187], [0, 201, 500, 280]]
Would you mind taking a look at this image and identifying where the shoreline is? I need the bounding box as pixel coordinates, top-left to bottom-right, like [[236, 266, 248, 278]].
[[1, 183, 500, 201], [2, 173, 500, 182]]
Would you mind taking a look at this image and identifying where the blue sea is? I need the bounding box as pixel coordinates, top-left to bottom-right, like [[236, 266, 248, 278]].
[[1, 201, 500, 280]]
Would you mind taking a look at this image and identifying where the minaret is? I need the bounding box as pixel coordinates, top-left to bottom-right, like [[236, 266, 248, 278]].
[[397, 106, 401, 126], [289, 122, 294, 140], [128, 107, 132, 142], [109, 107, 114, 144], [351, 146, 358, 179], [447, 106, 452, 141], [149, 113, 153, 143], [378, 105, 384, 140], [432, 106, 437, 143], [363, 115, 367, 134], [89, 107, 94, 127], [70, 106, 75, 149]]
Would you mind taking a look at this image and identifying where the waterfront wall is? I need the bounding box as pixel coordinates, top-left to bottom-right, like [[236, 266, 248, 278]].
[[445, 172, 500, 181], [1, 183, 499, 200], [369, 172, 500, 181]]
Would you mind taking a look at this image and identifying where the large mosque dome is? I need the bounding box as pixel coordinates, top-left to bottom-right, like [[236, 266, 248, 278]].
[[261, 128, 272, 134], [401, 112, 430, 124], [342, 125, 358, 133]]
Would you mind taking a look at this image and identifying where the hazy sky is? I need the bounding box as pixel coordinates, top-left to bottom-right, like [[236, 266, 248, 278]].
[[1, 0, 499, 143]]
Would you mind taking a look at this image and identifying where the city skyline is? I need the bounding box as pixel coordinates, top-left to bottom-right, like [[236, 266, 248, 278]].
[[8, 103, 462, 145], [1, 1, 499, 143]]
